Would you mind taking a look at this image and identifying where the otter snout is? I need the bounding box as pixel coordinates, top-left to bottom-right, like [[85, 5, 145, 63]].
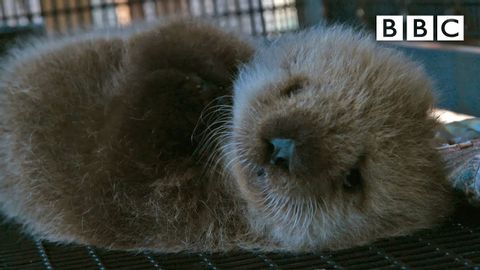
[[255, 113, 319, 177], [268, 138, 295, 172]]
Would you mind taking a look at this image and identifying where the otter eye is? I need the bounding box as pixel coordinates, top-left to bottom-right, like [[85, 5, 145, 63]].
[[344, 168, 363, 191], [256, 168, 266, 177], [282, 81, 303, 97]]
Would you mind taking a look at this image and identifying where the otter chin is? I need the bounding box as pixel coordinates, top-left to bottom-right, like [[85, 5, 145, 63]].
[[227, 25, 454, 250]]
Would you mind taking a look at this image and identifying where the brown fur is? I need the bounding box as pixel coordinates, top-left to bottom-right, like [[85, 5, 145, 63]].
[[229, 25, 454, 250], [0, 21, 454, 252], [0, 20, 257, 252]]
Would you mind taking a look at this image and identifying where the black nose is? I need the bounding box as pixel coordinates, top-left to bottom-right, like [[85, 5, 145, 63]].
[[268, 138, 295, 171]]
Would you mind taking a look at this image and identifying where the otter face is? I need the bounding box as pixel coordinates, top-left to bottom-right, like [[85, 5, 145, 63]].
[[227, 26, 454, 250]]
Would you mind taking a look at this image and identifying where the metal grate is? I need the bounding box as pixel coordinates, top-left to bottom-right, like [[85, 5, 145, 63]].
[[2, 1, 480, 41], [0, 0, 299, 36], [1, 203, 480, 269]]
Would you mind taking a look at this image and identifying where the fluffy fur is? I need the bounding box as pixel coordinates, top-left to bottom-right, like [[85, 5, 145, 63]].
[[0, 21, 454, 252], [228, 25, 454, 250], [0, 20, 256, 252]]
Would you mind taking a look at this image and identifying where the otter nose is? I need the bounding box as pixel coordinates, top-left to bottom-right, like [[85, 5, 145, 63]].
[[268, 138, 295, 171]]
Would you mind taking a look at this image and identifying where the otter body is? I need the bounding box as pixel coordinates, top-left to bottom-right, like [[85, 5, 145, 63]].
[[0, 22, 454, 252], [0, 20, 256, 251]]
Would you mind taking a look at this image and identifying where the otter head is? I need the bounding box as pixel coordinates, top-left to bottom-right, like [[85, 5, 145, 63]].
[[226, 26, 454, 250]]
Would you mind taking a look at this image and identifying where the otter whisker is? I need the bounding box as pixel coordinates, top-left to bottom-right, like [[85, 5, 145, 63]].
[[193, 117, 231, 154], [196, 128, 230, 162]]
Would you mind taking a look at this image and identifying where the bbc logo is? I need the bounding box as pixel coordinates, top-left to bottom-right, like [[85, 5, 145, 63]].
[[376, 15, 464, 41]]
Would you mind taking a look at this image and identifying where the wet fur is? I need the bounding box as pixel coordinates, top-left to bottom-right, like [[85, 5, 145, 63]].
[[0, 21, 454, 252]]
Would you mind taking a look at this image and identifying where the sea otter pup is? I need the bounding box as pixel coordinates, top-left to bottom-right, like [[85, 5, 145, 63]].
[[228, 25, 455, 250], [0, 21, 453, 252]]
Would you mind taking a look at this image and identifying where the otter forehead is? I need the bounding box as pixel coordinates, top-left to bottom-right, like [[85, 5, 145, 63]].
[[234, 26, 377, 97], [233, 26, 434, 129]]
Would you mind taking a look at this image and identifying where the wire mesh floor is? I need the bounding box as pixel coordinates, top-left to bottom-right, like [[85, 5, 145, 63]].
[[1, 202, 480, 270]]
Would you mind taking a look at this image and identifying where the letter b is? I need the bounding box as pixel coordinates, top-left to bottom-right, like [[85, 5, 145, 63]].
[[407, 16, 433, 41], [384, 19, 397, 37], [376, 16, 403, 41]]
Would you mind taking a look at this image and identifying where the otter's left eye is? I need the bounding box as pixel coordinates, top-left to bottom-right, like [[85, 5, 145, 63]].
[[256, 168, 266, 177], [282, 80, 304, 97], [344, 168, 363, 190], [283, 83, 302, 96]]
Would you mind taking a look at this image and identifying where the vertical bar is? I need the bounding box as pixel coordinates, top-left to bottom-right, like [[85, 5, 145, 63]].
[[100, 0, 108, 26], [180, 0, 189, 16], [3, 0, 14, 26], [151, 0, 159, 17], [41, 0, 57, 34], [286, 1, 299, 30], [40, 0, 50, 30], [168, 0, 174, 15], [142, 0, 156, 22], [35, 241, 54, 270], [64, 0, 76, 32], [128, 0, 144, 21], [247, 0, 256, 35], [85, 0, 94, 29], [185, 0, 192, 16], [110, 0, 118, 27], [22, 0, 33, 24], [56, 0, 68, 33], [51, 0, 60, 32], [216, 0, 229, 28], [233, 0, 243, 31], [203, 0, 213, 15], [280, 0, 288, 31], [12, 0, 19, 26], [226, 0, 236, 28], [271, 0, 279, 34], [83, 0, 94, 29], [85, 246, 106, 270], [258, 0, 266, 35], [0, 1, 7, 26], [20, 0, 31, 25], [67, 0, 80, 31], [199, 0, 206, 16], [212, 0, 218, 16], [262, 0, 274, 35], [156, 0, 165, 17], [172, 0, 180, 14], [29, 0, 43, 25], [116, 0, 131, 25], [75, 0, 85, 28]]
